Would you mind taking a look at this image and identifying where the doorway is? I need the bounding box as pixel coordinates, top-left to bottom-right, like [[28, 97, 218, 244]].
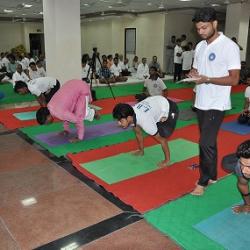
[[29, 33, 45, 57], [125, 28, 136, 65]]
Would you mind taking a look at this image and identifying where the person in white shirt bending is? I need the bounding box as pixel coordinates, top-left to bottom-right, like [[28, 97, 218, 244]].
[[14, 77, 60, 107], [113, 96, 179, 168]]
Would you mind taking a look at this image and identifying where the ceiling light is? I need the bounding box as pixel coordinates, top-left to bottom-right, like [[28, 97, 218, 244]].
[[39, 11, 43, 15], [22, 3, 33, 8], [83, 3, 89, 6], [179, 0, 192, 2], [108, 5, 112, 8], [4, 9, 14, 13], [158, 4, 165, 9], [211, 3, 220, 7], [21, 197, 37, 206], [22, 13, 27, 15], [147, 2, 152, 5]]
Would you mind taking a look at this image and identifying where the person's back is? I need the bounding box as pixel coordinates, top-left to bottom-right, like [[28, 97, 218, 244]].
[[182, 50, 193, 71], [48, 80, 91, 120]]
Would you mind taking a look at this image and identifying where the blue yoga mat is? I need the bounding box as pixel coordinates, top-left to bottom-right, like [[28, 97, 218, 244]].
[[194, 204, 250, 250], [221, 121, 250, 135], [13, 111, 36, 121]]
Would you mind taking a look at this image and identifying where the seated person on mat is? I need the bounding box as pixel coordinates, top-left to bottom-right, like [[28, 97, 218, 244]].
[[110, 57, 128, 82], [222, 140, 250, 213], [12, 63, 30, 86], [238, 73, 250, 125], [98, 60, 116, 84], [135, 66, 168, 102], [113, 96, 179, 167], [36, 79, 100, 143], [14, 77, 60, 107]]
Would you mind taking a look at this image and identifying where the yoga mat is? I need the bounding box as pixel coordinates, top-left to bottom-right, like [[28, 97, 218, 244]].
[[145, 175, 241, 250], [35, 121, 130, 147], [194, 205, 250, 250], [81, 138, 199, 184], [0, 106, 39, 129], [13, 111, 36, 121], [0, 83, 36, 104], [179, 108, 197, 121], [20, 114, 143, 157], [221, 121, 250, 135]]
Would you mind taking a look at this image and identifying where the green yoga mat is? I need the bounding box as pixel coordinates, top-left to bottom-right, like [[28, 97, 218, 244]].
[[145, 175, 241, 250], [13, 111, 36, 120], [93, 80, 195, 99], [0, 83, 36, 104], [81, 138, 198, 184]]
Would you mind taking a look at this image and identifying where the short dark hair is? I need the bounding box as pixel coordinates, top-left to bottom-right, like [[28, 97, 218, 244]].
[[29, 62, 36, 67], [149, 66, 157, 72], [236, 140, 250, 159], [14, 81, 28, 93], [36, 107, 50, 125], [112, 103, 134, 120], [192, 7, 217, 23]]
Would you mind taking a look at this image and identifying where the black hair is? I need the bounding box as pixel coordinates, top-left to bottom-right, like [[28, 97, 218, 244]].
[[36, 107, 50, 125], [176, 39, 181, 43], [236, 140, 250, 159], [29, 62, 36, 67], [14, 81, 28, 93], [112, 103, 135, 120], [192, 7, 217, 23], [149, 66, 157, 71]]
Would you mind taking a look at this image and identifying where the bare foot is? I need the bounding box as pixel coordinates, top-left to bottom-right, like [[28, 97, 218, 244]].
[[191, 185, 205, 196], [157, 160, 170, 168], [131, 150, 144, 156]]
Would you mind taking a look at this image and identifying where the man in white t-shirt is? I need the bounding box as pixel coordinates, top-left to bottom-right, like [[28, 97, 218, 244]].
[[174, 39, 183, 82], [14, 77, 60, 107], [238, 74, 250, 125], [136, 57, 150, 80], [188, 7, 241, 196], [110, 57, 127, 82], [135, 66, 167, 102], [112, 96, 179, 168]]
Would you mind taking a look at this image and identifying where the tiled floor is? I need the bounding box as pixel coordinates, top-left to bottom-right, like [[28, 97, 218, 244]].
[[0, 132, 181, 249]]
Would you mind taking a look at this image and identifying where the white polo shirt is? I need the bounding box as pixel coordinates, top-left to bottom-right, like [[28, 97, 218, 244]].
[[12, 71, 30, 86], [133, 96, 170, 136], [245, 86, 250, 111], [182, 51, 193, 71], [193, 33, 241, 111], [137, 63, 149, 79], [81, 64, 91, 79], [144, 77, 167, 96], [110, 64, 122, 77], [27, 77, 57, 96]]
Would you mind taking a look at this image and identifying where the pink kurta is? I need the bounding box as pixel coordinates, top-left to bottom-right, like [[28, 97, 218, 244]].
[[48, 79, 92, 140]]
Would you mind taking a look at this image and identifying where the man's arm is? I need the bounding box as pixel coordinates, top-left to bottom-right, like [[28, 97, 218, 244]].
[[194, 69, 240, 86], [233, 177, 250, 213], [133, 125, 144, 155], [37, 94, 47, 107]]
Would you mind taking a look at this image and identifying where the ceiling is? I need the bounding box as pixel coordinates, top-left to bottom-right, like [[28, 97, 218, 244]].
[[0, 0, 248, 22]]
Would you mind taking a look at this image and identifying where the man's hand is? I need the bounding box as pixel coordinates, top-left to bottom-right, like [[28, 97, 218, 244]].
[[232, 204, 250, 214], [58, 130, 69, 137], [131, 149, 144, 156]]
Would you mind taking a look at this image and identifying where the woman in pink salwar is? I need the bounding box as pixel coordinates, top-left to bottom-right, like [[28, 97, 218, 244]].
[[36, 79, 100, 142]]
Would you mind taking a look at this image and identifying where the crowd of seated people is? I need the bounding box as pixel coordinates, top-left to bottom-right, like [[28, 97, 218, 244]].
[[81, 49, 167, 85], [0, 51, 46, 83]]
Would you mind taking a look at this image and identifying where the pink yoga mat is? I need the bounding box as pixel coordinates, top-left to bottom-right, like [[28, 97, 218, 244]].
[[35, 121, 131, 146]]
